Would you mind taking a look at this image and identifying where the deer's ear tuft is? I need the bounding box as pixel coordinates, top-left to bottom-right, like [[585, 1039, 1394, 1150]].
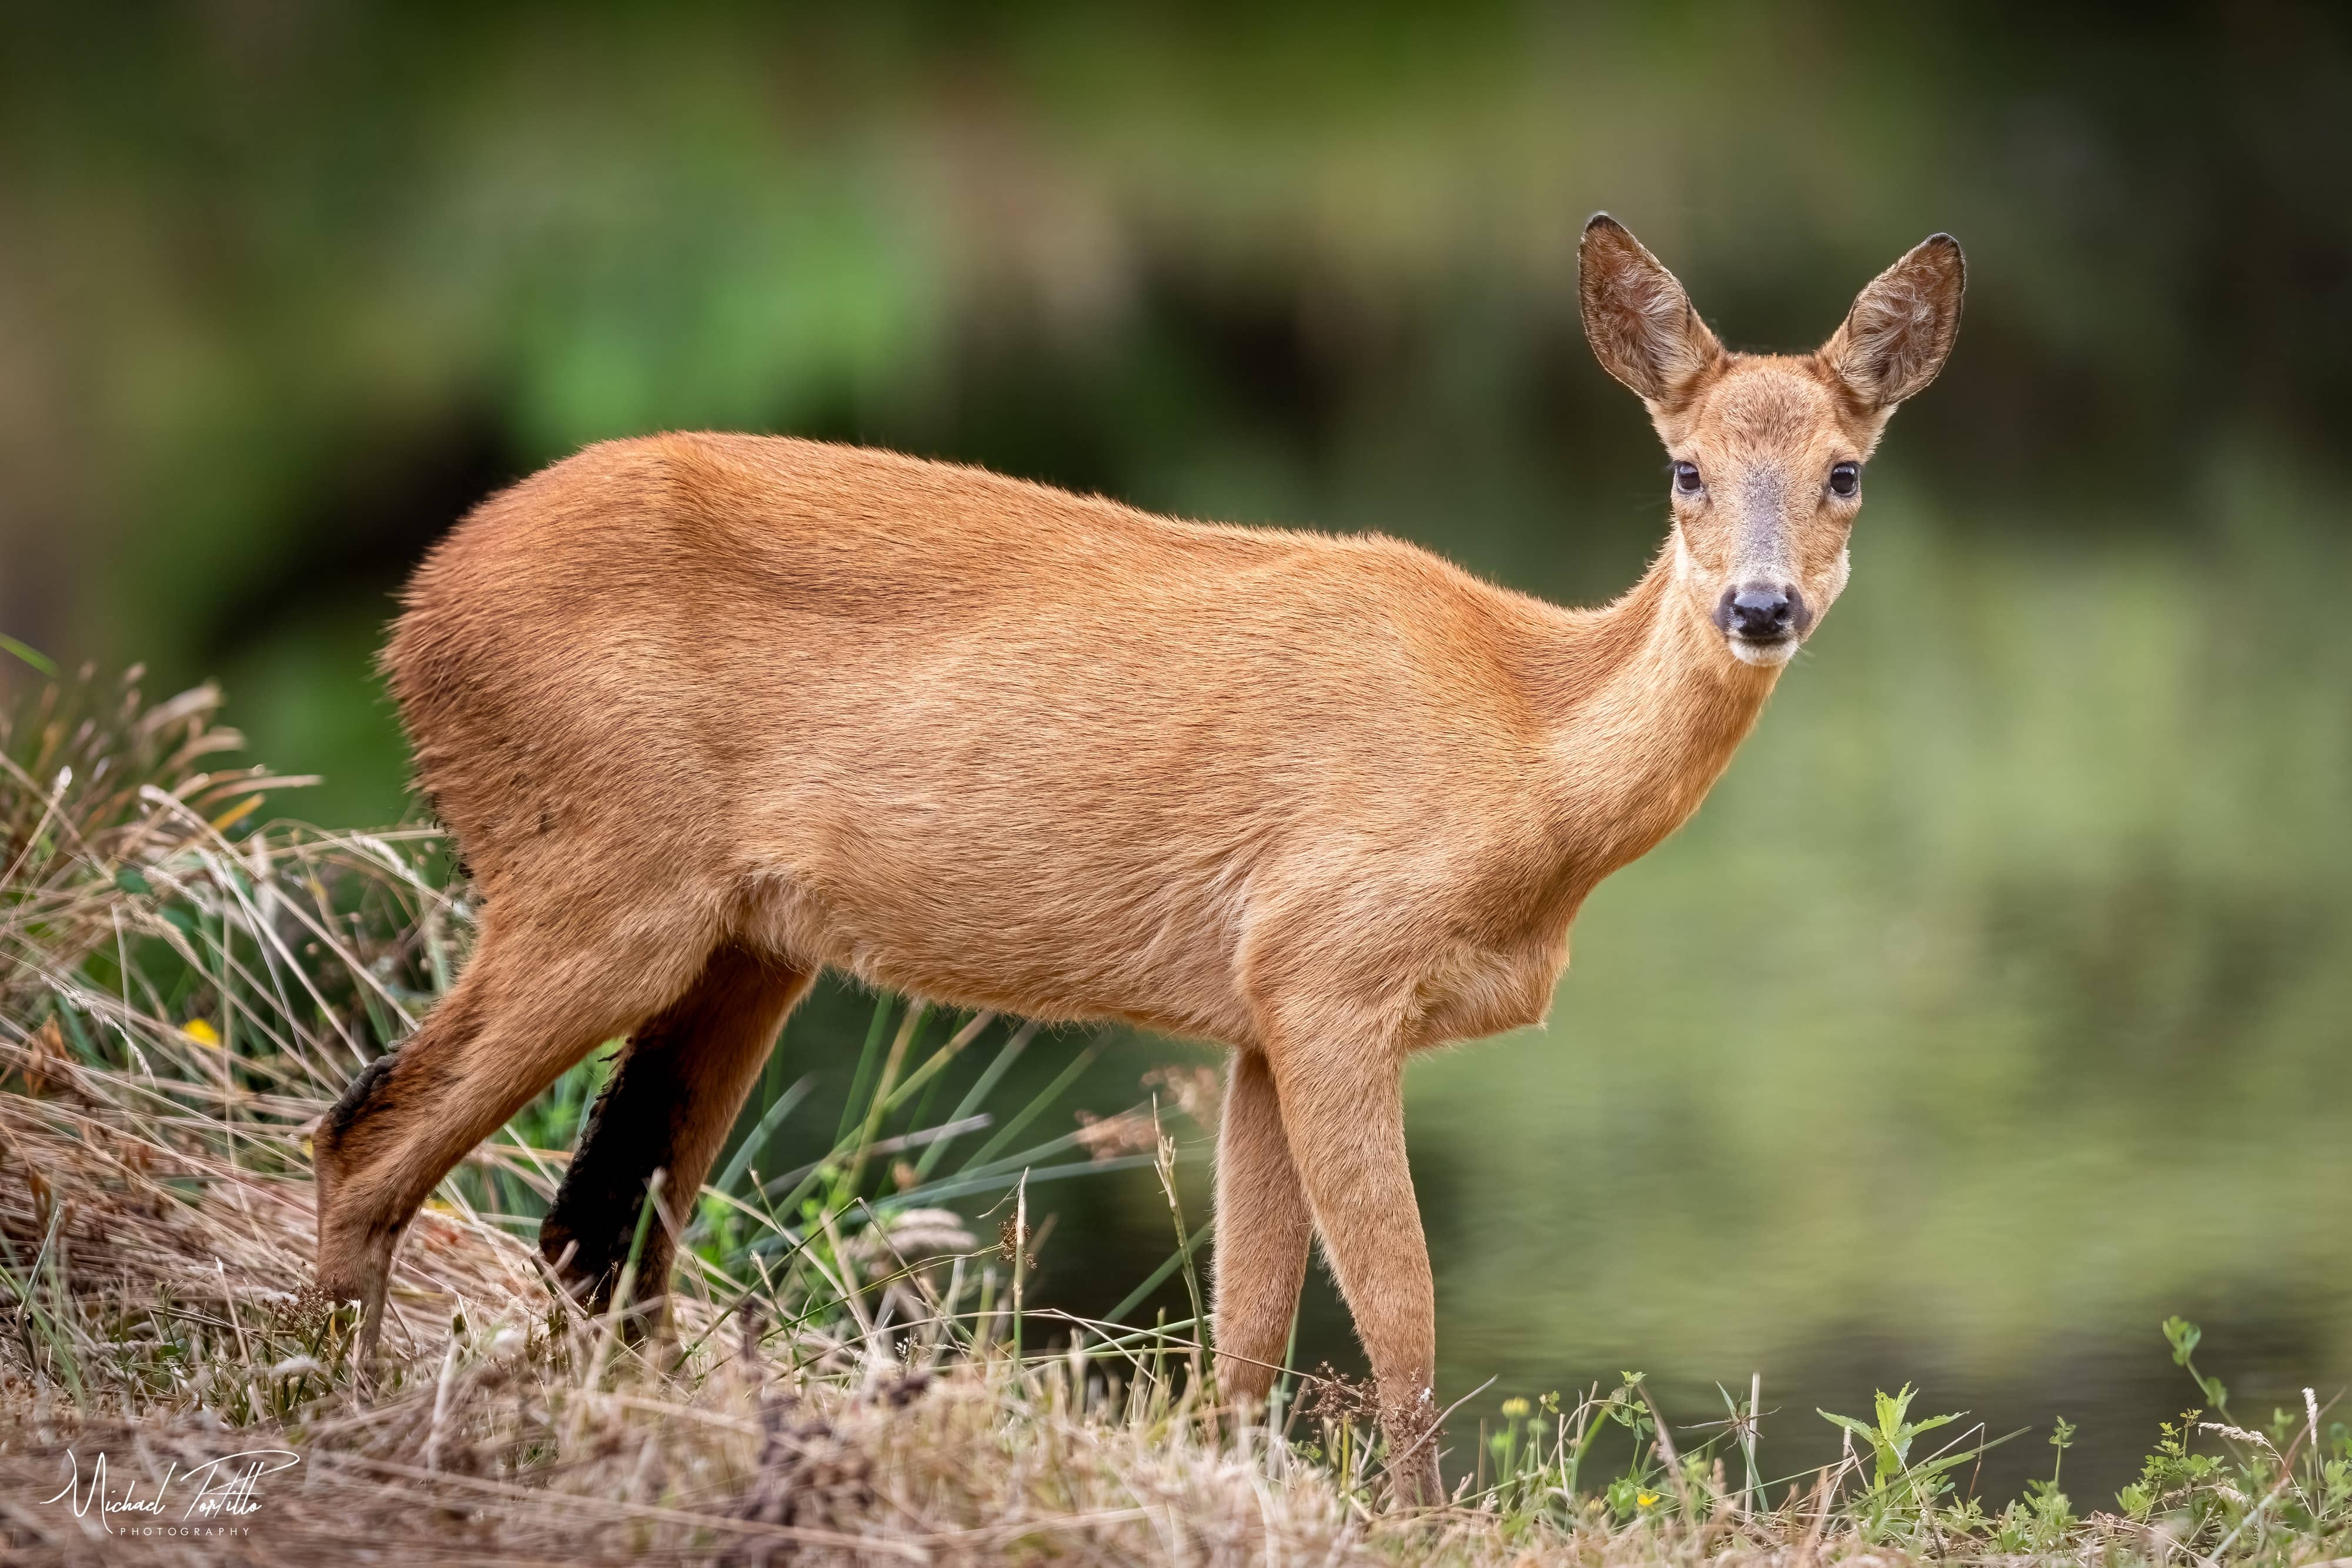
[[1822, 234, 1966, 412], [1578, 215, 1723, 407]]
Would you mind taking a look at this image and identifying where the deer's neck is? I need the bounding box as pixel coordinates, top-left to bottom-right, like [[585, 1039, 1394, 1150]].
[[1526, 542, 1780, 893]]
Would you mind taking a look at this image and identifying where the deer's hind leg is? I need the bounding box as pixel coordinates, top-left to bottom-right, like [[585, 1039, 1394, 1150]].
[[312, 897, 717, 1361], [540, 944, 812, 1319]]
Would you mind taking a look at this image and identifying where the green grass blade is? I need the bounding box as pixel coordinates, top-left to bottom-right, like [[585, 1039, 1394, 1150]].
[[833, 992, 896, 1145], [712, 1074, 815, 1198], [843, 1003, 928, 1192], [962, 1039, 1100, 1172], [876, 1009, 994, 1121], [916, 1021, 1038, 1180], [937, 1125, 1098, 1185], [0, 633, 58, 676], [880, 1152, 1156, 1209], [1105, 1219, 1211, 1325], [754, 1114, 994, 1204]]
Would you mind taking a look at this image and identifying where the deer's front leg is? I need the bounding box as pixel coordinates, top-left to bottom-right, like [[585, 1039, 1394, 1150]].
[[1262, 1018, 1443, 1509], [1212, 1048, 1314, 1406]]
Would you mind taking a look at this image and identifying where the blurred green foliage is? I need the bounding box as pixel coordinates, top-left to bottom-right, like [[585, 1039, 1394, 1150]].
[[2, 2, 2346, 1500]]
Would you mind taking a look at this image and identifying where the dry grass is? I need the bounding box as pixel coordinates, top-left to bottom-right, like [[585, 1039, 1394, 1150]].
[[0, 1048, 1356, 1565], [3, 669, 2347, 1566]]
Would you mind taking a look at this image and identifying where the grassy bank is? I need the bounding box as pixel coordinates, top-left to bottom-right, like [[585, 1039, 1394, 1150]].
[[2, 670, 2347, 1565]]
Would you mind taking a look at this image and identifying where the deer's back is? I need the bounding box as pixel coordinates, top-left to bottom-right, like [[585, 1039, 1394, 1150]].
[[389, 434, 1571, 1043]]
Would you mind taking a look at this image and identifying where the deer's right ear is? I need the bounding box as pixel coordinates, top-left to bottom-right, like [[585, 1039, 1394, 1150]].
[[1578, 215, 1724, 407], [1820, 234, 1966, 412]]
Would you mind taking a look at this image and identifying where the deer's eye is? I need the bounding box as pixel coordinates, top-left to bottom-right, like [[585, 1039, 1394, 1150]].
[[1672, 462, 1703, 496], [1828, 462, 1861, 498]]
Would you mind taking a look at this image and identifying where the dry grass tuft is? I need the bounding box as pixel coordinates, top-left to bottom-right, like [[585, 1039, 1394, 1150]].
[[0, 1053, 1387, 1566]]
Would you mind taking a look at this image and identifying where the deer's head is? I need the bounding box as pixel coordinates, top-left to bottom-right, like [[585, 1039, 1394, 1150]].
[[1579, 215, 1965, 668]]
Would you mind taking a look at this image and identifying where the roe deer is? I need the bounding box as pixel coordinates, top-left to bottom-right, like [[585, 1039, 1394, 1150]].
[[314, 215, 1963, 1505]]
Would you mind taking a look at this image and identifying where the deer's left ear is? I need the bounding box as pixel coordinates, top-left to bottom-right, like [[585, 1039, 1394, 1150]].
[[1820, 235, 1966, 412], [1579, 214, 1725, 409]]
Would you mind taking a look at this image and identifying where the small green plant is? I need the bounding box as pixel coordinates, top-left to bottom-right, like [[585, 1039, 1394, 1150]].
[[2164, 1315, 2231, 1413], [1995, 1415, 2077, 1552], [1716, 1375, 1763, 1516], [2110, 1319, 2352, 1558], [2117, 1411, 2225, 1526], [1819, 1384, 1960, 1492]]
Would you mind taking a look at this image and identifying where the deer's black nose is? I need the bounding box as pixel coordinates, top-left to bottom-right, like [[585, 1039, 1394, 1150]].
[[1720, 584, 1802, 640]]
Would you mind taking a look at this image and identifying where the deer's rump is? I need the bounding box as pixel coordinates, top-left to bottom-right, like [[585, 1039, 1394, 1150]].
[[386, 433, 1551, 1040]]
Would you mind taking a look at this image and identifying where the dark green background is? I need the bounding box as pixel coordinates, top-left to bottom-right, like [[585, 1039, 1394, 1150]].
[[4, 4, 2347, 1500]]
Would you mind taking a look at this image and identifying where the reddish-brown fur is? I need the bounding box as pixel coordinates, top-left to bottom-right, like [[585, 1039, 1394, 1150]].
[[313, 216, 1962, 1505]]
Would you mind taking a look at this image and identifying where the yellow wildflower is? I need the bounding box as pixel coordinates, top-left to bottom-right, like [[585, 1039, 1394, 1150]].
[[182, 1019, 220, 1047], [1637, 1491, 1661, 1508], [1500, 1397, 1531, 1419]]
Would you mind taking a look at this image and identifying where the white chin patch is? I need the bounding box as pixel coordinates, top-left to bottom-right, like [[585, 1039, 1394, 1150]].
[[1728, 636, 1799, 667]]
